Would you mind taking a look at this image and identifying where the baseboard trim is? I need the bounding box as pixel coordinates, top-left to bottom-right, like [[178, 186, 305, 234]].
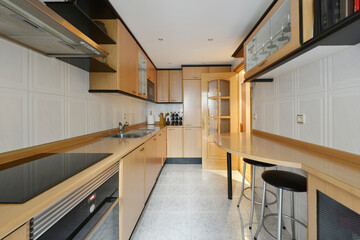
[[165, 158, 202, 164]]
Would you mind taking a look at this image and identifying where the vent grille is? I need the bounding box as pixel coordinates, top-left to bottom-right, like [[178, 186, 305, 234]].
[[30, 161, 119, 240]]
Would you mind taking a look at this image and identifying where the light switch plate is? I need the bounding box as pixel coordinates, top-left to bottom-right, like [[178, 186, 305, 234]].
[[253, 114, 257, 120], [297, 114, 305, 124]]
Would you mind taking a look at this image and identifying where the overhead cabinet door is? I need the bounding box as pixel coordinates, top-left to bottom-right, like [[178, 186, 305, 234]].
[[169, 70, 182, 102], [183, 80, 201, 127], [182, 67, 209, 80], [157, 70, 169, 102], [244, 0, 300, 80]]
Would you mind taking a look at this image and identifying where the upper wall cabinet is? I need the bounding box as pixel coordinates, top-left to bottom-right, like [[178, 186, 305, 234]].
[[147, 60, 157, 83], [89, 19, 139, 95], [244, 0, 300, 79], [182, 67, 209, 80], [156, 70, 182, 103]]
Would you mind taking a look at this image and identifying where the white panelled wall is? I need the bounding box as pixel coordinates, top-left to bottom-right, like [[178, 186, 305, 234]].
[[251, 44, 360, 239], [0, 38, 147, 153]]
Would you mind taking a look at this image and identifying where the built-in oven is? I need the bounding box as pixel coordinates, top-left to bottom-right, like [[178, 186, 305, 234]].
[[30, 161, 119, 240], [147, 79, 155, 101]]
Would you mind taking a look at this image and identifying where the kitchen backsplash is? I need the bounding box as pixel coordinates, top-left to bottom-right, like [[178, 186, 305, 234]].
[[146, 102, 183, 122], [0, 38, 147, 153]]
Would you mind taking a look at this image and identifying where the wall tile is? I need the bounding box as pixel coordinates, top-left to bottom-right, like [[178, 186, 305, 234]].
[[297, 60, 325, 95], [65, 64, 88, 98], [88, 100, 106, 133], [297, 94, 325, 145], [30, 92, 65, 145], [0, 89, 28, 153], [29, 52, 65, 95], [328, 87, 360, 155], [66, 97, 87, 138], [278, 98, 296, 138], [277, 72, 295, 98], [329, 44, 360, 90], [0, 39, 28, 90]]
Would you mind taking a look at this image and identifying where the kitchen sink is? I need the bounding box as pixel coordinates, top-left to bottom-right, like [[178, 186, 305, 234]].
[[105, 129, 154, 139]]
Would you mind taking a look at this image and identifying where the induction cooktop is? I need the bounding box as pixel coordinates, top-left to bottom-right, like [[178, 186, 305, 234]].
[[0, 152, 112, 203]]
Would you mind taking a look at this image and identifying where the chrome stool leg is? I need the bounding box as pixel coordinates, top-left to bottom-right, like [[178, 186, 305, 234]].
[[277, 189, 283, 240], [254, 181, 267, 239], [290, 191, 295, 239], [249, 166, 256, 229], [237, 162, 247, 207]]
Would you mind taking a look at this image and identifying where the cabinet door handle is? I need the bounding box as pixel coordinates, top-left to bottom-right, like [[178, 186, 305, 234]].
[[140, 148, 145, 152], [168, 129, 174, 131], [132, 90, 136, 94], [170, 99, 177, 102], [258, 59, 267, 67], [159, 134, 162, 136], [153, 138, 156, 141], [184, 129, 191, 131]]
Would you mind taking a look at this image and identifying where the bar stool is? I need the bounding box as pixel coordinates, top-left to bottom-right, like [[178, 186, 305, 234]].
[[237, 158, 277, 230], [254, 170, 307, 240]]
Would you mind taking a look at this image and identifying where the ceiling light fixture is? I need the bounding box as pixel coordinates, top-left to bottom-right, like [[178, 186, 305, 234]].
[[158, 38, 164, 41], [208, 38, 213, 41]]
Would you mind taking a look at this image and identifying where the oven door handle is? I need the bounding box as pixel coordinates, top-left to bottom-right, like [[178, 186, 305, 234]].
[[73, 197, 119, 240]]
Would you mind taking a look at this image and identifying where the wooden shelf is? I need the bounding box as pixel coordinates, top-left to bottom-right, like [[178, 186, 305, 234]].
[[57, 57, 116, 72], [45, 2, 116, 44]]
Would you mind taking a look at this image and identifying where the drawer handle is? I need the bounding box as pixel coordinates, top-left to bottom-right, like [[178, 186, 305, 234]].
[[168, 129, 174, 131], [258, 60, 267, 67], [170, 99, 177, 102], [132, 90, 136, 94], [140, 148, 145, 152], [184, 129, 191, 131]]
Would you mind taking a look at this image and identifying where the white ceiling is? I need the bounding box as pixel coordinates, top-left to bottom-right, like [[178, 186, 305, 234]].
[[109, 0, 273, 69]]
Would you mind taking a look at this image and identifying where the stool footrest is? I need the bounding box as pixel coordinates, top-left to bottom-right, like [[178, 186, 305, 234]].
[[261, 213, 307, 240], [241, 186, 277, 206]]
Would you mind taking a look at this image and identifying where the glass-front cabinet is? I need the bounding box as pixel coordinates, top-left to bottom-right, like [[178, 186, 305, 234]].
[[244, 0, 300, 79], [138, 51, 147, 96]]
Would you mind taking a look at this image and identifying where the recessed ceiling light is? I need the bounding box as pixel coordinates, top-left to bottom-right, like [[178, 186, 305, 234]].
[[158, 38, 164, 41], [208, 38, 213, 41], [168, 62, 172, 64]]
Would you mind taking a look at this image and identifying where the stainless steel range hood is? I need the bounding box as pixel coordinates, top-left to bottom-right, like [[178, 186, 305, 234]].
[[0, 0, 109, 57]]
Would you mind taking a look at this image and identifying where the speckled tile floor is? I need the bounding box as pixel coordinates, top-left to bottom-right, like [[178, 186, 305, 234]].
[[131, 164, 293, 240]]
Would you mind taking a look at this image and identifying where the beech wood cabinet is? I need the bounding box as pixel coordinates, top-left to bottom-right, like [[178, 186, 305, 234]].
[[182, 66, 209, 80], [167, 127, 183, 157], [183, 128, 202, 157], [183, 80, 201, 128], [121, 133, 165, 240], [121, 144, 145, 240], [3, 223, 29, 240], [156, 70, 182, 103]]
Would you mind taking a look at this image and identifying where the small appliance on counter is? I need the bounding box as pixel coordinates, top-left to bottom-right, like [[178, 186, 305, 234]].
[[147, 111, 155, 125], [168, 112, 183, 126], [159, 113, 169, 126]]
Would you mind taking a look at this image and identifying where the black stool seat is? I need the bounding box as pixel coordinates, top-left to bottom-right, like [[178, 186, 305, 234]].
[[262, 170, 307, 192], [243, 158, 276, 168]]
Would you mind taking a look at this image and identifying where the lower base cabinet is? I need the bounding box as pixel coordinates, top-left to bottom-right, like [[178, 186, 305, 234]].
[[121, 145, 145, 240], [167, 127, 183, 157], [120, 131, 165, 240], [3, 222, 29, 240], [183, 128, 201, 157], [167, 127, 201, 158]]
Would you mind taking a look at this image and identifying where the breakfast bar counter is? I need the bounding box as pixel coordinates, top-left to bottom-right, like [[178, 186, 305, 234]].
[[214, 130, 360, 199]]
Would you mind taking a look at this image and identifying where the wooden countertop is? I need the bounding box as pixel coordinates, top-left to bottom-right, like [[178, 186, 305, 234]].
[[0, 125, 165, 239], [214, 131, 360, 192]]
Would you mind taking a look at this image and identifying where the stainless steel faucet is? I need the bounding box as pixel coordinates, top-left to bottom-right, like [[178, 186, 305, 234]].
[[119, 121, 129, 135]]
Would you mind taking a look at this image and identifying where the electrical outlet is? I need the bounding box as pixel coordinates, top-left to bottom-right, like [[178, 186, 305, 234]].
[[123, 113, 127, 120], [253, 114, 257, 120], [297, 114, 305, 124]]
